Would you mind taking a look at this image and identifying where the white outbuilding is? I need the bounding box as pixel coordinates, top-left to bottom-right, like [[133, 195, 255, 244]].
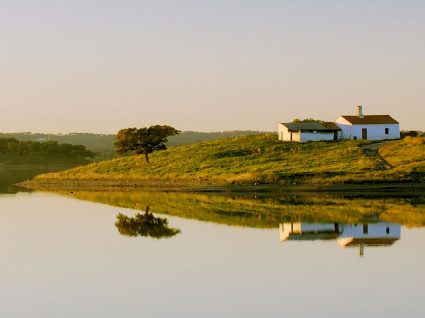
[[279, 223, 341, 241], [278, 122, 341, 142], [336, 106, 400, 140]]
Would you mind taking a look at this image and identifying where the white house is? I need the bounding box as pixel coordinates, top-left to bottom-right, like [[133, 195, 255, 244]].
[[337, 223, 401, 257], [279, 222, 401, 257], [278, 122, 341, 142], [336, 106, 400, 140]]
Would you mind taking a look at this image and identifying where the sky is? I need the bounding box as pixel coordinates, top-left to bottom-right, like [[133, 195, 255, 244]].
[[1, 0, 424, 133]]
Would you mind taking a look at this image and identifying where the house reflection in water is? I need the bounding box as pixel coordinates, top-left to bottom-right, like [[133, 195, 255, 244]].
[[280, 223, 341, 241], [337, 223, 401, 256], [279, 222, 401, 257]]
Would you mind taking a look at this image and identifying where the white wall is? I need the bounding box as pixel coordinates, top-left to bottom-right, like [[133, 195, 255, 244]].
[[300, 132, 335, 142], [335, 117, 400, 140], [278, 123, 290, 141], [277, 124, 301, 141], [339, 223, 401, 239], [291, 132, 301, 142], [300, 223, 338, 233], [279, 223, 338, 241]]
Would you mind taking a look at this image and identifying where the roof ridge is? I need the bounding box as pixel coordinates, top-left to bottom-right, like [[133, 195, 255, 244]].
[[340, 114, 399, 124]]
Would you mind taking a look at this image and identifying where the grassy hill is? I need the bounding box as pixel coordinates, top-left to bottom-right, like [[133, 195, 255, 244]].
[[23, 134, 425, 188]]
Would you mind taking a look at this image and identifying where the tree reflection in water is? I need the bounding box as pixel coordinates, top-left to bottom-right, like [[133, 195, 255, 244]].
[[115, 206, 181, 239]]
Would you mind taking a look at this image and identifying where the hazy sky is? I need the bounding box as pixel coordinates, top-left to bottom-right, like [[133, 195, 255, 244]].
[[1, 0, 424, 133]]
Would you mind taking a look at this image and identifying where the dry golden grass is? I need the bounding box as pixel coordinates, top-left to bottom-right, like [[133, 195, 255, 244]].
[[31, 134, 425, 185], [379, 137, 425, 171]]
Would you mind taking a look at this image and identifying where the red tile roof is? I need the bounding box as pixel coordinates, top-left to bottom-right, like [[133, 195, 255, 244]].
[[341, 115, 399, 125]]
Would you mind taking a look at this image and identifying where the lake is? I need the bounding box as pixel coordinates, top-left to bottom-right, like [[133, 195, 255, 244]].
[[1, 177, 424, 317]]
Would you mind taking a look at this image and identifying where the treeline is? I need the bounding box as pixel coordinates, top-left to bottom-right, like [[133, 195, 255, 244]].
[[0, 138, 95, 159], [0, 133, 115, 159], [0, 132, 115, 149], [401, 130, 425, 138]]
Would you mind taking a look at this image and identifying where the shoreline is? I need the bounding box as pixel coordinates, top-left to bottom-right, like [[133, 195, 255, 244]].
[[17, 179, 425, 196]]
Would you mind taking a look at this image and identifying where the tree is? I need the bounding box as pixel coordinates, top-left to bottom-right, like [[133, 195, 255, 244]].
[[292, 118, 323, 123], [115, 206, 181, 239], [114, 125, 179, 162]]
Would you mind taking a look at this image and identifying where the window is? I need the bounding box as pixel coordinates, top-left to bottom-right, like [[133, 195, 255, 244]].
[[385, 128, 389, 135], [386, 227, 390, 234]]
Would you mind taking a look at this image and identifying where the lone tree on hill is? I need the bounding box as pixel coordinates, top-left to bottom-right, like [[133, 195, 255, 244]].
[[115, 125, 179, 162]]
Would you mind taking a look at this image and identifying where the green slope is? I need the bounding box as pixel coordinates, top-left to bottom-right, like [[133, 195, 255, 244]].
[[26, 134, 425, 187]]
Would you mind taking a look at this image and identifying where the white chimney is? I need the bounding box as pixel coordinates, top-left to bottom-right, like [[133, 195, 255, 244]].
[[357, 105, 364, 118]]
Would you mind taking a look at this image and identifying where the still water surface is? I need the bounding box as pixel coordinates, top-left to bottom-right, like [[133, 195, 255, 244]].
[[0, 188, 424, 317]]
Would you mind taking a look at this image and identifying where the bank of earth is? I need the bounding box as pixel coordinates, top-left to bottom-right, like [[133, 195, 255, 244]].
[[20, 134, 425, 190]]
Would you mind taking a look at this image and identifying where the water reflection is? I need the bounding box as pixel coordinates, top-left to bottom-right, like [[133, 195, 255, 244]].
[[115, 206, 181, 239], [280, 222, 401, 257], [59, 191, 425, 228], [1, 190, 425, 317], [0, 166, 79, 194], [337, 223, 400, 256]]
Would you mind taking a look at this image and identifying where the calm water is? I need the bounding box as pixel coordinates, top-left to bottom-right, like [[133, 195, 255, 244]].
[[0, 186, 425, 317]]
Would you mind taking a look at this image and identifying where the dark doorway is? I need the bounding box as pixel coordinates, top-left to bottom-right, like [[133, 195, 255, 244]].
[[362, 128, 368, 140]]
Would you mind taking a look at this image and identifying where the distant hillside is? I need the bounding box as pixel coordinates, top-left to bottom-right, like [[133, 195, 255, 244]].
[[0, 133, 116, 160], [0, 131, 262, 159], [22, 134, 425, 189], [0, 138, 95, 165]]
